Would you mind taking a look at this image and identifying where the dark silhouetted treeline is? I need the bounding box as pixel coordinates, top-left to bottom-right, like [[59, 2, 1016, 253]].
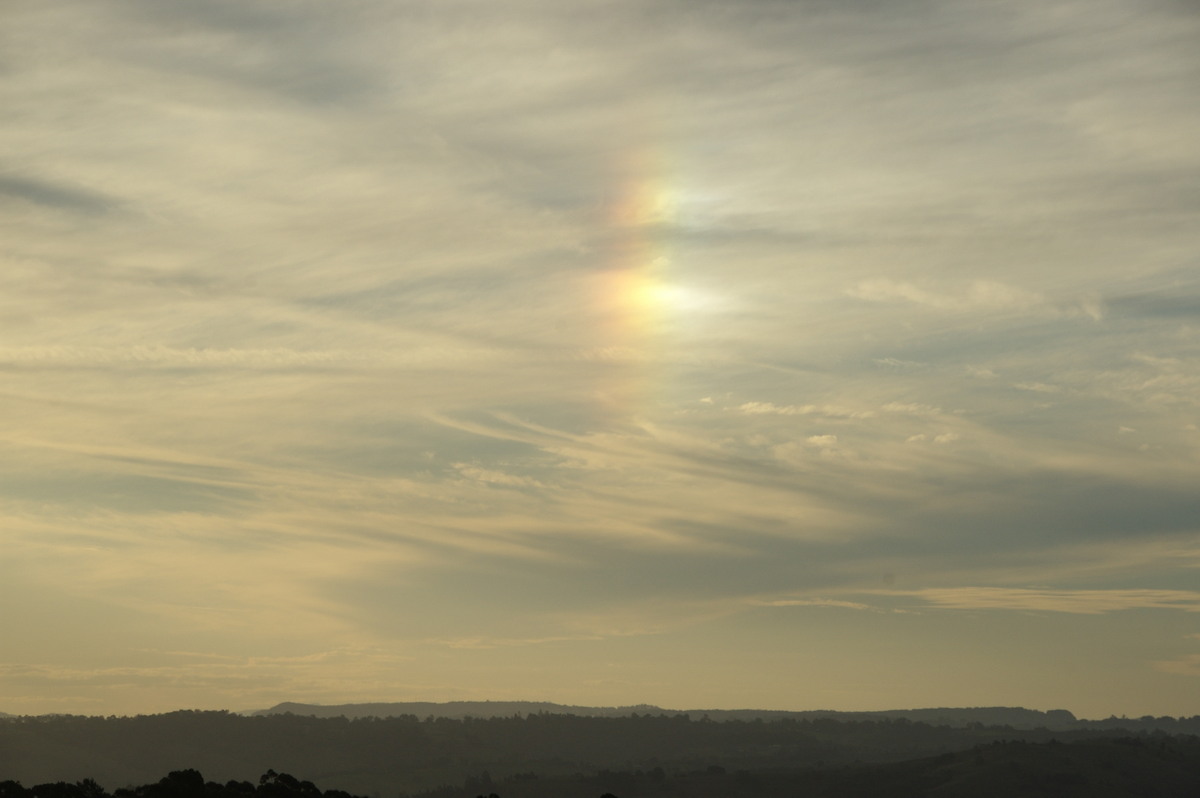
[[252, 702, 1200, 734], [0, 770, 361, 798], [5, 737, 1200, 798], [3, 711, 1200, 796]]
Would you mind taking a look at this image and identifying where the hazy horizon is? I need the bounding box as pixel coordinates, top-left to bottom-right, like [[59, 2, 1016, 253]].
[[2, 0, 1198, 719], [0, 697, 1158, 723]]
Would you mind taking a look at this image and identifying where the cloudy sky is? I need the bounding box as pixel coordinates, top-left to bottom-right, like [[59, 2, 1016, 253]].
[[2, 0, 1199, 719]]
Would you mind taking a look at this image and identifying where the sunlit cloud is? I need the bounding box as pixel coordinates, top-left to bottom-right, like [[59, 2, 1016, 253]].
[[848, 279, 1045, 314], [738, 402, 876, 419], [751, 598, 873, 611]]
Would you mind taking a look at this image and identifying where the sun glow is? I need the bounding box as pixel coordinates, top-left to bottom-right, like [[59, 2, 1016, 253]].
[[585, 143, 719, 411], [611, 182, 677, 229], [597, 172, 718, 338]]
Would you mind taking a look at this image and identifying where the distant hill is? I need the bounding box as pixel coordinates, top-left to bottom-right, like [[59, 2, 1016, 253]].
[[251, 701, 1080, 730], [250, 700, 667, 721]]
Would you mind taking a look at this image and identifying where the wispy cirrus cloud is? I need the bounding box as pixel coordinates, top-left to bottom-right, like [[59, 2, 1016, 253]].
[[2, 0, 1199, 718], [750, 598, 873, 611], [849, 279, 1045, 313], [885, 587, 1200, 615]]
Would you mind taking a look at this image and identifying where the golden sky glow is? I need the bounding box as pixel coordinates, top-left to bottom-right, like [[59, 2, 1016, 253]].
[[1, 0, 1199, 719]]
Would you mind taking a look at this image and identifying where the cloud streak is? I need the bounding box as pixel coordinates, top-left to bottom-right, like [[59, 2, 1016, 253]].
[[885, 587, 1200, 615]]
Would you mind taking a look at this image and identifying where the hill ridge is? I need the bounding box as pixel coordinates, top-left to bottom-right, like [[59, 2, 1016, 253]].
[[250, 701, 1079, 729]]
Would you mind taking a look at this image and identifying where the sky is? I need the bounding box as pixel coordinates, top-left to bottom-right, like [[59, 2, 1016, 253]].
[[1, 0, 1199, 720]]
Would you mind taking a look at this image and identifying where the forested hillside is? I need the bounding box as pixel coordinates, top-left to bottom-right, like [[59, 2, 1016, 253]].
[[4, 738, 1200, 798], [3, 711, 1199, 796], [249, 702, 1200, 734]]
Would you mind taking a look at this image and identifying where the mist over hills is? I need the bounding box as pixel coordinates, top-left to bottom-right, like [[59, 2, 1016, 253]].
[[249, 701, 1086, 730], [5, 705, 1200, 796]]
